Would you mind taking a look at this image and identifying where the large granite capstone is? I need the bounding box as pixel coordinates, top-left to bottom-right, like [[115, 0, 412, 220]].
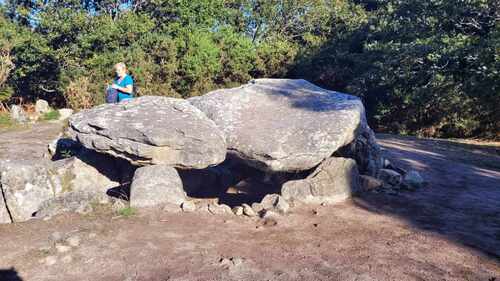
[[189, 79, 365, 172], [68, 96, 227, 168]]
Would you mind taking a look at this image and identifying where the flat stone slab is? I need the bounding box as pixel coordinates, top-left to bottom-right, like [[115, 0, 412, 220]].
[[68, 96, 227, 168], [189, 79, 365, 172]]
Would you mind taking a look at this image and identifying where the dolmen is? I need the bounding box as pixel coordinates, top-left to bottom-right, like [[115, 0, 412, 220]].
[[1, 79, 419, 223]]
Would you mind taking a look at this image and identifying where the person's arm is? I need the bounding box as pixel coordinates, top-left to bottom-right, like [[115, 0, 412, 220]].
[[111, 84, 133, 94], [111, 76, 133, 94]]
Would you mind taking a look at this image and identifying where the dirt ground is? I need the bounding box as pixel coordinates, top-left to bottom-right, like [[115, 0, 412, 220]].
[[0, 125, 499, 281]]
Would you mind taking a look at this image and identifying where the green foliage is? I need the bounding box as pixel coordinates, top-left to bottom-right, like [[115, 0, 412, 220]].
[[1, 0, 498, 139], [0, 111, 13, 128], [117, 206, 136, 217], [42, 109, 60, 121]]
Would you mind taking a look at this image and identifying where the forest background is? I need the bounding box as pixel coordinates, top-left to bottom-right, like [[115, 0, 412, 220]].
[[0, 0, 498, 139]]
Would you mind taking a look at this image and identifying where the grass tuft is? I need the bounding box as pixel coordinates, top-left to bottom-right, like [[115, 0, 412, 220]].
[[42, 110, 60, 121]]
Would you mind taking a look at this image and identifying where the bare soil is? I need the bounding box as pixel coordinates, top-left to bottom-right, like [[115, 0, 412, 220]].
[[0, 126, 499, 281]]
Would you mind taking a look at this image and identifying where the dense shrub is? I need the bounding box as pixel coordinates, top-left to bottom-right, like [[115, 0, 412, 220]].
[[0, 0, 498, 139]]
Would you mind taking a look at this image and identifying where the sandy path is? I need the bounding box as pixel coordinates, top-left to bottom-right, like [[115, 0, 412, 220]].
[[0, 132, 499, 281]]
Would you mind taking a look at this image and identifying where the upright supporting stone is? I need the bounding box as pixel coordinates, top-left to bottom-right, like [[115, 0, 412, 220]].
[[282, 157, 360, 204], [130, 165, 186, 208]]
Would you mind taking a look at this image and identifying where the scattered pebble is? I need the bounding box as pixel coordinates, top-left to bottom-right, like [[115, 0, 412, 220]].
[[55, 244, 71, 253], [66, 236, 80, 247], [242, 204, 256, 217], [49, 232, 63, 244], [233, 206, 243, 216]]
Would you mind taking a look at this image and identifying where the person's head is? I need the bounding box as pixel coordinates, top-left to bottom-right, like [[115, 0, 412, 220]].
[[114, 62, 127, 78]]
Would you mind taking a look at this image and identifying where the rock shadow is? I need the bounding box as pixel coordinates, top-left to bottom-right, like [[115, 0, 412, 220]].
[[179, 155, 310, 208], [353, 134, 500, 260]]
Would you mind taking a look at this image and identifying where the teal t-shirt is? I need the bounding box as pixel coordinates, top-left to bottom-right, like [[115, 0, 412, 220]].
[[114, 74, 134, 101]]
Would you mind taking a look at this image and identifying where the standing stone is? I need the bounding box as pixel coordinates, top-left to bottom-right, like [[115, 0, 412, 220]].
[[130, 165, 186, 208], [10, 105, 27, 123], [189, 79, 365, 172], [35, 99, 51, 114], [282, 157, 360, 204], [68, 96, 226, 168]]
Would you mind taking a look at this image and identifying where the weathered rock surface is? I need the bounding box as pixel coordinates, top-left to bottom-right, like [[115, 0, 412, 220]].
[[130, 165, 186, 208], [0, 188, 11, 223], [0, 160, 56, 222], [68, 96, 226, 168], [189, 79, 365, 172], [51, 150, 122, 194], [282, 157, 360, 204], [336, 125, 383, 177]]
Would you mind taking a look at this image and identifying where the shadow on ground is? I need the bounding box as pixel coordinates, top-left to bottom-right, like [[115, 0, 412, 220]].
[[0, 268, 23, 281], [355, 134, 500, 260]]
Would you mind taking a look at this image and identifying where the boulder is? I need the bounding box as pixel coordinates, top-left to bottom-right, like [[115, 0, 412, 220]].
[[282, 157, 360, 204], [129, 165, 186, 208], [10, 105, 27, 123], [35, 99, 51, 114], [189, 79, 365, 172], [0, 160, 56, 222], [51, 151, 122, 195], [68, 96, 226, 168]]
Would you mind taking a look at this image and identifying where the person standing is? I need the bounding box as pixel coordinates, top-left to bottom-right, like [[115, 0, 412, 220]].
[[106, 62, 134, 103]]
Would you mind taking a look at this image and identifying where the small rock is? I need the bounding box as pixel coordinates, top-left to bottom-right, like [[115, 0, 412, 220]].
[[58, 108, 73, 121], [233, 206, 243, 216], [88, 233, 97, 239], [35, 99, 50, 114], [10, 105, 27, 123], [66, 236, 80, 247], [261, 194, 290, 214], [378, 169, 403, 186], [231, 257, 243, 267], [242, 204, 256, 217], [219, 257, 232, 268], [43, 256, 57, 266], [403, 170, 425, 189], [208, 203, 231, 215], [61, 255, 73, 264], [359, 175, 383, 191], [181, 201, 196, 212], [251, 202, 264, 214], [55, 244, 71, 253], [261, 194, 279, 210], [275, 196, 290, 214]]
